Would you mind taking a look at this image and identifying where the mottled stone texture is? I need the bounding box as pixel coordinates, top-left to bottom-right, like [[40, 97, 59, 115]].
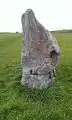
[[21, 9, 60, 89]]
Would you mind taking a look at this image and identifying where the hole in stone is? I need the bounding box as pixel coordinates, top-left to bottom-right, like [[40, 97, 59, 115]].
[[49, 72, 52, 79], [30, 69, 32, 74], [50, 50, 58, 65], [50, 50, 57, 58]]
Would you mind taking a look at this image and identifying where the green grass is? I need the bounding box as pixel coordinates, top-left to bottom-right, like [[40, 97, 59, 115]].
[[0, 33, 72, 120]]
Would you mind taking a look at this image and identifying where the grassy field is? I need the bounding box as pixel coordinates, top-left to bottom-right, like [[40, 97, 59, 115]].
[[0, 33, 72, 120]]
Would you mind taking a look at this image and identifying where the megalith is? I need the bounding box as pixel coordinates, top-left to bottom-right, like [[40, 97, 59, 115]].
[[21, 9, 60, 89]]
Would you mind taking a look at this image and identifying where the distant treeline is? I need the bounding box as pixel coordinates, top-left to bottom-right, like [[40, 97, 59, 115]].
[[0, 32, 21, 34], [51, 29, 72, 33], [0, 30, 72, 34], [0, 32, 12, 34]]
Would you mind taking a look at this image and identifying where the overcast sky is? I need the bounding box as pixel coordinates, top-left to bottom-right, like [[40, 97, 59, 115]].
[[0, 0, 72, 32]]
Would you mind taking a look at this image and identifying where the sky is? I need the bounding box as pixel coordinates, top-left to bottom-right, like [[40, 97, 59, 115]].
[[0, 0, 72, 32]]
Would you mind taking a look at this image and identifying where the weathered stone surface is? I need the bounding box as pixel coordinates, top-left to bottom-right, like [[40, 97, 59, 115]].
[[21, 9, 60, 89]]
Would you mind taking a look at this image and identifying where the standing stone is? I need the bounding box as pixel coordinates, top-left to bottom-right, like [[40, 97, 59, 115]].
[[21, 9, 60, 89]]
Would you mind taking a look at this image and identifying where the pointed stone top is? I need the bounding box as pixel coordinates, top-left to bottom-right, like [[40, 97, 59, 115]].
[[26, 8, 34, 13], [22, 8, 35, 18]]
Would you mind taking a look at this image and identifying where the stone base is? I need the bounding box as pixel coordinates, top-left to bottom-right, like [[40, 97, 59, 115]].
[[21, 69, 56, 89]]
